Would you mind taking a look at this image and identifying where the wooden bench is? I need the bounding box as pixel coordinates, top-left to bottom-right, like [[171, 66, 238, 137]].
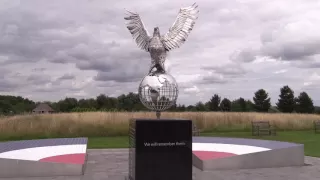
[[314, 120, 320, 133], [192, 122, 200, 136], [252, 121, 276, 136]]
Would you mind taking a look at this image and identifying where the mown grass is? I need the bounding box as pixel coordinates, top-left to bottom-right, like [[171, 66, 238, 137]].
[[0, 112, 319, 140]]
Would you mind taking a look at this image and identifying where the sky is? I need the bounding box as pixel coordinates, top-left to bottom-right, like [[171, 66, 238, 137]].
[[1, 0, 320, 106]]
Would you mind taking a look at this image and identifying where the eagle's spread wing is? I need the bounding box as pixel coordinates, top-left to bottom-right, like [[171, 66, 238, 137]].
[[160, 3, 199, 51], [124, 10, 151, 52]]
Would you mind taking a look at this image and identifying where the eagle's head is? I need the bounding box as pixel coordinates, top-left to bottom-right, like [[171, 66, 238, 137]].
[[153, 27, 160, 37]]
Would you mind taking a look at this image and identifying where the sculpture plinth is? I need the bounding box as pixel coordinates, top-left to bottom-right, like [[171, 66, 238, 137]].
[[128, 119, 192, 180]]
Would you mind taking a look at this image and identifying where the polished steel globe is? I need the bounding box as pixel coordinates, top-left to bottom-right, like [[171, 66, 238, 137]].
[[138, 72, 179, 111]]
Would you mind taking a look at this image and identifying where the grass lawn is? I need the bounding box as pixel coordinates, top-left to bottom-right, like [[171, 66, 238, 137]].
[[88, 130, 320, 157]]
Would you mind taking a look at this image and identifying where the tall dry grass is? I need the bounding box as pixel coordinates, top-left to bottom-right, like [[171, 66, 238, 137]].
[[0, 112, 318, 139]]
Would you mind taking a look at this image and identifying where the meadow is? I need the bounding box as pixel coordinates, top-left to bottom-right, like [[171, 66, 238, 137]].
[[0, 111, 318, 140]]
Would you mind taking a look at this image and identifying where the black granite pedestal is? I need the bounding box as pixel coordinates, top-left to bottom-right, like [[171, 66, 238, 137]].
[[128, 119, 192, 180]]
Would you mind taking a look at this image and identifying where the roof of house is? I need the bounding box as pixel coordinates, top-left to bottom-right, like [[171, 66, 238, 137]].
[[32, 103, 54, 112]]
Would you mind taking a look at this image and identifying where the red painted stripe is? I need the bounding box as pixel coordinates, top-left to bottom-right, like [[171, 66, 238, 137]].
[[193, 151, 236, 160], [39, 153, 86, 164]]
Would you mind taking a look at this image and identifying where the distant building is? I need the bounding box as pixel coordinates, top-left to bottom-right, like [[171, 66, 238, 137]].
[[32, 103, 55, 114]]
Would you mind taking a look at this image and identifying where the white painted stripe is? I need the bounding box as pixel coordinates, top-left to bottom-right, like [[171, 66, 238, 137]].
[[0, 144, 87, 161], [192, 143, 270, 155]]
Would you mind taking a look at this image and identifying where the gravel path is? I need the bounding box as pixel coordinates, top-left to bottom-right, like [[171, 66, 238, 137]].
[[1, 149, 320, 180]]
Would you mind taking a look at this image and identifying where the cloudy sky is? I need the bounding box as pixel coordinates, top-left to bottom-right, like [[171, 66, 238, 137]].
[[1, 0, 320, 106]]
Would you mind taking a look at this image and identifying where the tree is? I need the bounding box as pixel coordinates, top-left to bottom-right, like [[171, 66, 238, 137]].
[[295, 92, 314, 113], [195, 101, 207, 111], [78, 98, 98, 109], [0, 95, 35, 115], [117, 92, 146, 111], [239, 97, 247, 111], [220, 98, 231, 111], [315, 106, 320, 114], [245, 100, 255, 112], [231, 97, 247, 112], [56, 97, 78, 112], [207, 94, 221, 111], [96, 94, 108, 109], [0, 100, 14, 114], [253, 89, 271, 112], [186, 105, 196, 111], [276, 85, 295, 113], [176, 104, 186, 111], [126, 92, 145, 111]]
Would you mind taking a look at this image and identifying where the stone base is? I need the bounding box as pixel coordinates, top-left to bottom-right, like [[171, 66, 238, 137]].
[[192, 137, 305, 171], [0, 137, 88, 178], [0, 158, 85, 178]]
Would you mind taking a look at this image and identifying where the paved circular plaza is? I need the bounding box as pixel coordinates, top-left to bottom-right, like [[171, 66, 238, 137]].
[[0, 149, 319, 180]]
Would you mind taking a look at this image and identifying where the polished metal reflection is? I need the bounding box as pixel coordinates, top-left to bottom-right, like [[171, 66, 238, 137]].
[[138, 72, 178, 112], [124, 3, 199, 115]]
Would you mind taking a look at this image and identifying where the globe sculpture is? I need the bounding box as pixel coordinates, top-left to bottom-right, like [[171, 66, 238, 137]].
[[124, 3, 199, 118], [138, 71, 179, 118]]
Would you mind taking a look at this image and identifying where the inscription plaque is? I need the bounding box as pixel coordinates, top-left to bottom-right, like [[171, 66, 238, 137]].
[[128, 119, 192, 180]]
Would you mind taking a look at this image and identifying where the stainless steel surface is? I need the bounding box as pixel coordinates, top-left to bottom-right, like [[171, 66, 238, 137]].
[[124, 3, 199, 73], [124, 3, 199, 112]]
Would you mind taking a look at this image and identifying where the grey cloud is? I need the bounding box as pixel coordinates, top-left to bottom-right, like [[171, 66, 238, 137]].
[[57, 74, 75, 80], [0, 68, 10, 78], [49, 51, 74, 64], [67, 44, 99, 62], [260, 40, 320, 61], [201, 77, 228, 84], [301, 83, 320, 91], [50, 58, 69, 64], [196, 74, 228, 85], [178, 82, 195, 89], [94, 66, 146, 83], [0, 0, 152, 86], [0, 79, 20, 92], [0, 7, 93, 65], [3, 72, 55, 90], [201, 63, 247, 77], [230, 48, 258, 63], [233, 39, 320, 63], [293, 60, 320, 69], [232, 23, 320, 63], [32, 68, 46, 72], [96, 81, 122, 88], [76, 60, 117, 72], [32, 88, 59, 93], [32, 85, 82, 93], [67, 42, 124, 62], [26, 74, 52, 85], [74, 48, 149, 73], [2, 0, 320, 106], [69, 42, 151, 82], [260, 31, 274, 45]]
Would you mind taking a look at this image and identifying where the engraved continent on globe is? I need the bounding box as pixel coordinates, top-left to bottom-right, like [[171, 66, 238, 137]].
[[138, 72, 179, 111]]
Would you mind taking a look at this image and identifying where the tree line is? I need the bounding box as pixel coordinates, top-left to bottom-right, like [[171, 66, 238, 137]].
[[178, 86, 315, 113], [0, 85, 318, 115]]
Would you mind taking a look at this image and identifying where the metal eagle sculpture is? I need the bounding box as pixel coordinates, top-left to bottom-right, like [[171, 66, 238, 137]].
[[124, 3, 199, 74]]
